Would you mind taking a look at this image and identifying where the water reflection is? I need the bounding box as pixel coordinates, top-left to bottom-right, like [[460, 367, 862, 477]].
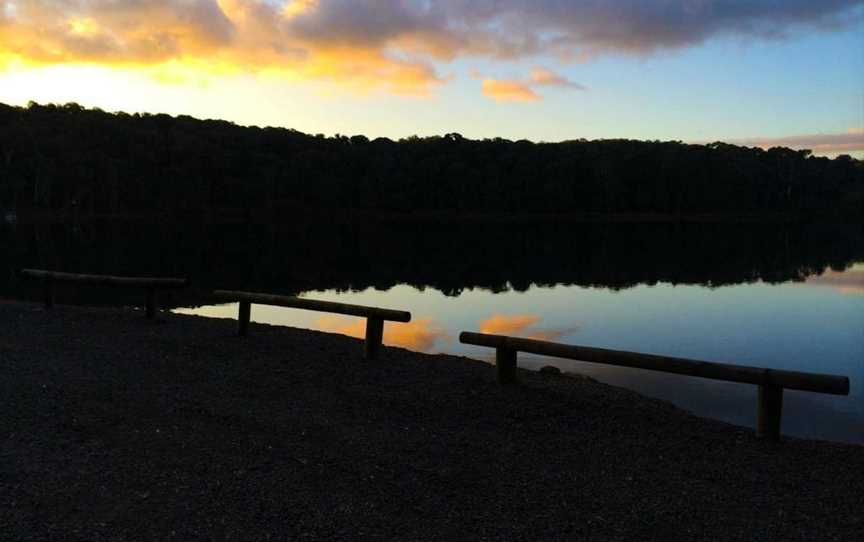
[[178, 266, 863, 445], [3, 220, 863, 306], [804, 262, 864, 296], [478, 314, 577, 341], [316, 315, 450, 352], [4, 219, 863, 443]]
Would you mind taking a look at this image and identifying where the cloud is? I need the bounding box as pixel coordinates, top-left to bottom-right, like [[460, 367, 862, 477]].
[[732, 128, 864, 155], [0, 0, 445, 94], [1, 0, 236, 63], [529, 67, 586, 90], [280, 1, 864, 59], [478, 314, 577, 341], [480, 67, 585, 102], [446, 0, 864, 58], [316, 315, 449, 352], [1, 1, 862, 94], [481, 78, 539, 102]]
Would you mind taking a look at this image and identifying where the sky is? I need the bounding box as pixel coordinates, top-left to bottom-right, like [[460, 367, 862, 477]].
[[0, 1, 862, 156]]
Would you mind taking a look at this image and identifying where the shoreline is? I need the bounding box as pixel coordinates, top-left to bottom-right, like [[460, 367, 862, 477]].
[[2, 301, 862, 540]]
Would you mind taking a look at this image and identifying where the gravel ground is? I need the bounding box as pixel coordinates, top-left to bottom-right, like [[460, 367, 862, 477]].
[[1, 301, 862, 541]]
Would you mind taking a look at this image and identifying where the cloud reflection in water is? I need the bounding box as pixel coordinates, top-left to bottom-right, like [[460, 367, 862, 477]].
[[316, 315, 449, 352], [478, 313, 578, 342]]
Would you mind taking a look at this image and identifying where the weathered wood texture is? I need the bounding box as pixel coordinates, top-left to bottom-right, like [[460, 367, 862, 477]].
[[459, 332, 849, 395], [214, 290, 411, 322]]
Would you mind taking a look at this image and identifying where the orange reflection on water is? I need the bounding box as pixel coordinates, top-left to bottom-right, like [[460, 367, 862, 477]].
[[804, 265, 864, 296], [315, 315, 448, 352], [478, 314, 575, 341]]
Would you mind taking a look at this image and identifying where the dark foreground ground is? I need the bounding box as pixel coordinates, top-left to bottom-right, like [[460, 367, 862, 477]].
[[1, 302, 862, 541]]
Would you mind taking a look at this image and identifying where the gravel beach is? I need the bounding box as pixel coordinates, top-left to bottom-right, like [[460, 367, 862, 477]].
[[1, 301, 862, 541]]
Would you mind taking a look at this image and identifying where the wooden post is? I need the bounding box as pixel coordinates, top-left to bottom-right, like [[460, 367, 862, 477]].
[[364, 317, 384, 360], [757, 385, 783, 441], [496, 346, 518, 385], [44, 278, 54, 309], [145, 287, 156, 319], [238, 301, 251, 337]]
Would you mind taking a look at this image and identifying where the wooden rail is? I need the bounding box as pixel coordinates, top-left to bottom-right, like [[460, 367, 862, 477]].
[[213, 290, 411, 360], [20, 269, 189, 318], [459, 331, 850, 441]]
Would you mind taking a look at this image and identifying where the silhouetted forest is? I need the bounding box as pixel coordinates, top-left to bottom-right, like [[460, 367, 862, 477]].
[[1, 102, 862, 219]]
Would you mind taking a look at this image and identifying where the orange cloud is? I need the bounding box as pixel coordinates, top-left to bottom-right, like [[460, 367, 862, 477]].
[[478, 314, 575, 341], [529, 67, 586, 90], [481, 79, 539, 103], [316, 315, 448, 352], [478, 67, 585, 102], [0, 0, 444, 95]]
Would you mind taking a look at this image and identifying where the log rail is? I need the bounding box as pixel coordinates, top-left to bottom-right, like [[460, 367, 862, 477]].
[[19, 268, 189, 318], [213, 290, 411, 360], [459, 331, 850, 441]]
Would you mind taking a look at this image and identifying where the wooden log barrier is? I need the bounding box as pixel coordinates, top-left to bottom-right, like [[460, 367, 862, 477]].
[[238, 300, 251, 337], [496, 346, 518, 385], [459, 331, 850, 441], [364, 317, 385, 361], [213, 290, 411, 360], [757, 385, 784, 439], [20, 269, 189, 318]]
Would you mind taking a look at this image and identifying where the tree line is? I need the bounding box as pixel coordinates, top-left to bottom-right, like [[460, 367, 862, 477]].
[[1, 101, 861, 219]]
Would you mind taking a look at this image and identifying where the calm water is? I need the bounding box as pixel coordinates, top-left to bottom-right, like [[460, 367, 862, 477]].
[[4, 219, 862, 443], [178, 263, 864, 444]]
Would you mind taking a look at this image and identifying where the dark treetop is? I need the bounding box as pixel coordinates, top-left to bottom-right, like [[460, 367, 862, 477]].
[[1, 101, 862, 220]]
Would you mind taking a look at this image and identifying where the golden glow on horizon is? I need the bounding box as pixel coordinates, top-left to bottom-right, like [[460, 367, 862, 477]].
[[0, 0, 441, 95], [0, 63, 306, 134], [0, 65, 146, 106]]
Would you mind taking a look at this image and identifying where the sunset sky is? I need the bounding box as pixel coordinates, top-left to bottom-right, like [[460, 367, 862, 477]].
[[1, 1, 862, 155]]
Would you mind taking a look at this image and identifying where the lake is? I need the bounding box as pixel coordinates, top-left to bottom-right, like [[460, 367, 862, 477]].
[[4, 219, 863, 443], [178, 261, 863, 444]]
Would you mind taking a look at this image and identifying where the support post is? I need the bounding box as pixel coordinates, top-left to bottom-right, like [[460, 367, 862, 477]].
[[364, 317, 384, 360], [44, 278, 55, 309], [757, 385, 783, 441], [496, 346, 518, 385], [238, 300, 251, 337], [145, 287, 156, 319]]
